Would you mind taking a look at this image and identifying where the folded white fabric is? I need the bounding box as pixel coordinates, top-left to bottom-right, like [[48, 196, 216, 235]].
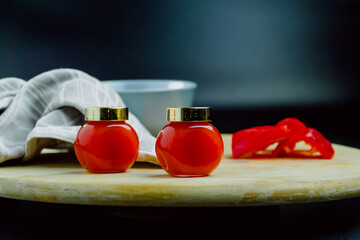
[[0, 68, 158, 164]]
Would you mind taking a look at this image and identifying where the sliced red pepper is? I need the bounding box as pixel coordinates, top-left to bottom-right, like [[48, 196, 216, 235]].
[[272, 118, 307, 157], [231, 125, 288, 158], [232, 118, 335, 159], [304, 128, 334, 159], [276, 118, 307, 136], [275, 127, 334, 159]]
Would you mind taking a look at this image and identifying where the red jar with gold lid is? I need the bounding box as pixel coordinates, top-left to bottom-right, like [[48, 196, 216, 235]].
[[74, 107, 139, 173], [155, 107, 224, 177]]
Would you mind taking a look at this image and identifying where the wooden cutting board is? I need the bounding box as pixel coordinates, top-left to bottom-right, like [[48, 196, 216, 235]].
[[0, 134, 359, 207]]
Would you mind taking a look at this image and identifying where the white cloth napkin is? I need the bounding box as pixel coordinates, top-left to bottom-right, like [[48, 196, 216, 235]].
[[0, 68, 158, 165]]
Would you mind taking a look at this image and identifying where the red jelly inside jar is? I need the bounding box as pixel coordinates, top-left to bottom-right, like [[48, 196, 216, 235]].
[[74, 107, 139, 173], [155, 107, 224, 177]]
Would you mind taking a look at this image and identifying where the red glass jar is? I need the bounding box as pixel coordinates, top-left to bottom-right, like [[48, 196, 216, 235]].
[[74, 107, 139, 173], [155, 107, 224, 177]]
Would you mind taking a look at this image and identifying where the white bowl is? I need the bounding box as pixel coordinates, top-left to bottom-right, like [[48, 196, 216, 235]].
[[102, 80, 197, 136]]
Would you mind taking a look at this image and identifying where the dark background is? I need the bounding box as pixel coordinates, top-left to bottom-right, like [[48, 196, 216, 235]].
[[1, 1, 360, 239], [1, 0, 360, 147]]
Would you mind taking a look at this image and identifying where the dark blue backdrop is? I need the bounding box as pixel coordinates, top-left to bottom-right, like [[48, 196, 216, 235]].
[[0, 0, 359, 145], [1, 0, 359, 107]]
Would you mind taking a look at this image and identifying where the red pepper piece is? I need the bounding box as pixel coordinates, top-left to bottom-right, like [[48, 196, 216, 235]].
[[276, 118, 307, 134], [232, 125, 288, 158], [276, 127, 334, 159], [232, 118, 335, 159], [304, 128, 334, 159], [272, 118, 308, 157], [273, 118, 334, 159]]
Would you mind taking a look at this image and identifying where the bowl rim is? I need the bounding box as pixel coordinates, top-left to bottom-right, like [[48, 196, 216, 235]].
[[102, 79, 197, 93]]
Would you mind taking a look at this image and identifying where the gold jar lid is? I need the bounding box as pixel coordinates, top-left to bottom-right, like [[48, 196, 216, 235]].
[[85, 107, 128, 121], [167, 107, 211, 122]]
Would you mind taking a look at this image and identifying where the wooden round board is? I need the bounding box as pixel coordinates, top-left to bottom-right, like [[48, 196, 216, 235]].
[[0, 134, 359, 207]]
